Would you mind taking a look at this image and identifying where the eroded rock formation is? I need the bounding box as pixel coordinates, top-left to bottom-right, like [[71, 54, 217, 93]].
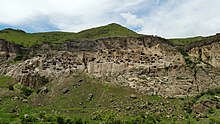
[[1, 35, 220, 97]]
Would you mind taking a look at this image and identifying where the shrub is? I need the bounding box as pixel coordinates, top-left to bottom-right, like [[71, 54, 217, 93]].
[[8, 85, 14, 91], [208, 109, 215, 114], [72, 117, 86, 124], [206, 88, 220, 95], [57, 116, 65, 124], [145, 115, 159, 124], [21, 86, 33, 97], [20, 114, 38, 123], [40, 76, 49, 85], [14, 54, 23, 61]]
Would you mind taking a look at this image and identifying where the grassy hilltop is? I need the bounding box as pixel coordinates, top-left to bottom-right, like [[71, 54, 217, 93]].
[[169, 36, 206, 45], [0, 23, 138, 47], [0, 23, 213, 47]]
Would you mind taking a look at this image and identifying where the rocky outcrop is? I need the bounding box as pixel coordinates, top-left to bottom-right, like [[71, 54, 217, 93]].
[[0, 39, 22, 53], [0, 39, 23, 62], [189, 42, 220, 68], [1, 35, 220, 97]]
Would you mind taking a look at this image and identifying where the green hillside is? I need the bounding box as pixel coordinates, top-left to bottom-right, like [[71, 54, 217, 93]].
[[169, 36, 206, 45], [75, 23, 138, 39], [0, 73, 220, 123], [0, 23, 139, 47], [0, 23, 213, 47]]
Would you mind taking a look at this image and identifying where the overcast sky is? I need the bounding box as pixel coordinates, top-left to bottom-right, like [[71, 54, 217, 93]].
[[0, 0, 220, 38]]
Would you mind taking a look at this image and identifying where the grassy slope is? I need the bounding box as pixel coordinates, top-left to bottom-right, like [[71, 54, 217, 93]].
[[0, 74, 220, 123], [169, 36, 206, 45], [1, 24, 218, 47], [0, 29, 73, 46], [1, 23, 216, 47], [75, 23, 138, 39], [0, 23, 138, 47]]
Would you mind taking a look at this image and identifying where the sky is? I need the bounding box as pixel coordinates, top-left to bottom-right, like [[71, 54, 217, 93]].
[[0, 0, 220, 38]]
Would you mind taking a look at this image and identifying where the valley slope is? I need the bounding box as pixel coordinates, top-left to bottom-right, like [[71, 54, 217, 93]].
[[0, 24, 220, 123]]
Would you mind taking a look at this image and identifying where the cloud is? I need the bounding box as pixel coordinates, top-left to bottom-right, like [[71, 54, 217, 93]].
[[0, 0, 145, 32], [0, 0, 220, 37], [130, 0, 220, 38], [120, 12, 144, 28]]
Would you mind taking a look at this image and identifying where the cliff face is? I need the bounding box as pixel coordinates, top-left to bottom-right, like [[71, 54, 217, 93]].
[[1, 35, 220, 97], [189, 42, 220, 67], [0, 39, 23, 62]]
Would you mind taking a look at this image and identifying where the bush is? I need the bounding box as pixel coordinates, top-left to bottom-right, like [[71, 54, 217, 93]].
[[145, 115, 158, 124], [21, 86, 33, 97], [14, 54, 23, 61], [20, 114, 38, 123], [206, 88, 220, 95], [40, 76, 49, 85], [72, 117, 86, 124], [125, 114, 160, 124], [56, 116, 86, 124], [208, 109, 215, 114], [57, 116, 65, 124], [8, 85, 14, 91]]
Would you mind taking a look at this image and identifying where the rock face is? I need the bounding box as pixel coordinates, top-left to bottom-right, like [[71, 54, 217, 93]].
[[0, 39, 22, 62], [1, 35, 220, 97], [189, 42, 220, 67]]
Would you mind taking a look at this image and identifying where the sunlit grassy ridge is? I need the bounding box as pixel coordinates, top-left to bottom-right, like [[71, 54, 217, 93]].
[[0, 23, 139, 47], [1, 23, 218, 47], [169, 36, 207, 45]]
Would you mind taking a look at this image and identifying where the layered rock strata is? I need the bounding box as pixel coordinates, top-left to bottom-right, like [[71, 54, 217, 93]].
[[1, 35, 220, 97]]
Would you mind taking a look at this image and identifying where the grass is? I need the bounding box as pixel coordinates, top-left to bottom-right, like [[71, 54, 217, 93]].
[[0, 23, 139, 47], [1, 24, 219, 47], [0, 75, 13, 88], [0, 73, 220, 123], [169, 36, 206, 45]]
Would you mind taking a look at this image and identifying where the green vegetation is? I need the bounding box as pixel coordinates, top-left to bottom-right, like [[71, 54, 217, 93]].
[[0, 76, 13, 88], [75, 23, 138, 39], [169, 36, 206, 45], [0, 74, 220, 123], [1, 23, 218, 47], [0, 23, 138, 47], [1, 23, 216, 47]]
